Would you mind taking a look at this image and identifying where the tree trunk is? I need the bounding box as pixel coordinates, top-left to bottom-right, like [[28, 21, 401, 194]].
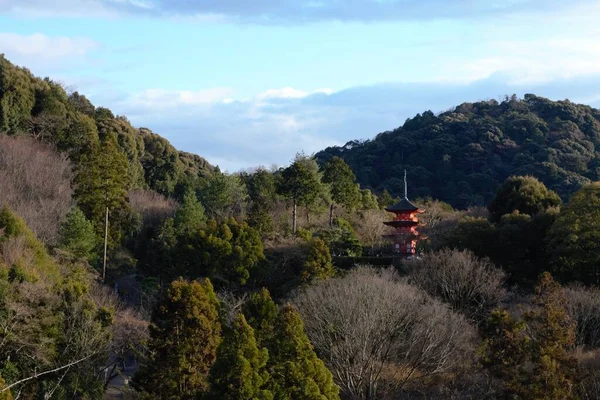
[[329, 203, 334, 227], [292, 198, 297, 234], [306, 206, 310, 225]]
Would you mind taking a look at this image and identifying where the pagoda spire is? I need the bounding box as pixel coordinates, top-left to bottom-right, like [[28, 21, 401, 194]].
[[404, 169, 408, 199]]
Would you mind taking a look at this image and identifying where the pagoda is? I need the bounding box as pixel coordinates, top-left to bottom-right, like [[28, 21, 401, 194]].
[[383, 171, 423, 258]]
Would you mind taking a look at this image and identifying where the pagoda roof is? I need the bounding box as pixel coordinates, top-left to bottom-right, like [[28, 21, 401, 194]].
[[385, 197, 420, 213]]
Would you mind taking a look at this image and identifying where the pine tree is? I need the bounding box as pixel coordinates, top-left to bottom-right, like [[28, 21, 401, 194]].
[[58, 207, 97, 261], [132, 278, 222, 399], [174, 187, 206, 235], [269, 304, 340, 400], [302, 238, 335, 283], [208, 314, 273, 400]]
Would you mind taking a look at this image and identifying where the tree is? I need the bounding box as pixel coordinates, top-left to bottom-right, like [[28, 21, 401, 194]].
[[133, 278, 222, 399], [321, 156, 360, 226], [480, 272, 578, 399], [73, 133, 130, 247], [293, 267, 475, 399], [269, 304, 340, 400], [208, 314, 273, 400], [174, 188, 206, 235], [301, 238, 335, 283], [378, 189, 395, 209], [547, 182, 600, 284], [242, 288, 279, 347], [181, 218, 265, 286], [278, 154, 324, 234], [58, 207, 97, 261], [407, 249, 505, 324], [242, 168, 277, 236], [488, 175, 561, 221], [197, 171, 245, 220]]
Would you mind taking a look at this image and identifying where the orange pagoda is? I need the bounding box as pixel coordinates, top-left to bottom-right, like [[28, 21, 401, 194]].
[[383, 171, 423, 258]]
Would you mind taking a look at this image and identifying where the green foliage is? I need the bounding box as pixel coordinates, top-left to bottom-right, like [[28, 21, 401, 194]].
[[321, 156, 360, 222], [480, 272, 577, 399], [242, 288, 279, 347], [140, 130, 184, 195], [242, 168, 277, 236], [0, 205, 60, 282], [269, 304, 340, 400], [378, 189, 395, 209], [489, 175, 561, 221], [58, 207, 98, 261], [0, 55, 36, 134], [316, 94, 600, 208], [174, 188, 206, 235], [197, 171, 245, 220], [440, 209, 558, 287], [547, 182, 600, 284], [182, 218, 265, 286], [133, 278, 222, 399], [360, 188, 379, 210], [208, 314, 273, 400], [0, 376, 13, 400], [317, 218, 362, 257], [302, 238, 335, 283], [74, 134, 131, 248]]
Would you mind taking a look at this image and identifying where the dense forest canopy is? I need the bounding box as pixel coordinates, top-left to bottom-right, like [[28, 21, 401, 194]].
[[316, 94, 600, 208]]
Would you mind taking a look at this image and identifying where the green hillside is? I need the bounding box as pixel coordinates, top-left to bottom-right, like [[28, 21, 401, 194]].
[[0, 54, 214, 197], [316, 94, 600, 208]]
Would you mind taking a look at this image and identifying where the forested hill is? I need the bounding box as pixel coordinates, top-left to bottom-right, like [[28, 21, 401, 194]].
[[316, 94, 600, 209], [0, 55, 214, 197]]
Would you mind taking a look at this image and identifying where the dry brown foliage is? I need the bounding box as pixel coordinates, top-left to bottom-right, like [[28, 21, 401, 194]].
[[0, 135, 73, 244], [407, 249, 506, 324], [565, 285, 600, 349], [293, 266, 477, 400], [128, 189, 178, 228]]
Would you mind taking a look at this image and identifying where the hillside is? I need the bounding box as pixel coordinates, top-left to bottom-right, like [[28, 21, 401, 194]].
[[0, 55, 214, 198], [316, 94, 600, 208]]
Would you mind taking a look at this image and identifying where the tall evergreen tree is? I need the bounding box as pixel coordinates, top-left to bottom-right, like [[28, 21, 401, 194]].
[[208, 314, 273, 400], [133, 278, 222, 399], [242, 168, 277, 236], [321, 156, 360, 226], [73, 133, 130, 247], [269, 304, 340, 400]]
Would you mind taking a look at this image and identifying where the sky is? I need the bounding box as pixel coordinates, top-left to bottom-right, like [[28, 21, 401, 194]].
[[1, 0, 600, 171]]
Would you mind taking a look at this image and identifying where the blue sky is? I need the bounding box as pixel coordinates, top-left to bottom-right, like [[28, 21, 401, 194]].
[[1, 0, 600, 171]]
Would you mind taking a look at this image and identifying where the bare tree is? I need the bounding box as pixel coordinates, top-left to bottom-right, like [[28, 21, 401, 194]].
[[406, 249, 506, 324], [128, 189, 178, 229], [565, 285, 600, 348], [352, 209, 390, 253], [0, 136, 73, 244], [292, 267, 477, 399]]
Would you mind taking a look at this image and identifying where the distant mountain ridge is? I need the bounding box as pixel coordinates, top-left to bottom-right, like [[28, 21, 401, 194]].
[[316, 94, 600, 208]]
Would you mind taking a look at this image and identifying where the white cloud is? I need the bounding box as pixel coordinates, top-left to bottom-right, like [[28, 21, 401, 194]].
[[0, 33, 99, 70], [102, 75, 600, 172]]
